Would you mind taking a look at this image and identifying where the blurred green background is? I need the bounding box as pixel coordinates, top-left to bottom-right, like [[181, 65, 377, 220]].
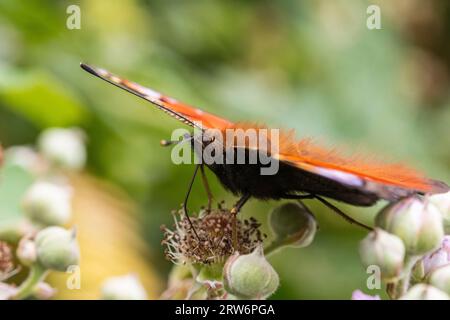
[[1, 0, 449, 299]]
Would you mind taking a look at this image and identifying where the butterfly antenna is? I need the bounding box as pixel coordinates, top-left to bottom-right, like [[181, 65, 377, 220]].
[[160, 133, 193, 147]]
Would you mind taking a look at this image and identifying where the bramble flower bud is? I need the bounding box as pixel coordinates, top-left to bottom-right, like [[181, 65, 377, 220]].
[[415, 236, 450, 279], [5, 146, 46, 175], [428, 265, 450, 295], [351, 289, 381, 300], [400, 284, 449, 300], [223, 246, 279, 299], [17, 237, 37, 266], [35, 227, 79, 271], [101, 274, 148, 300], [38, 128, 86, 170], [376, 197, 444, 256], [428, 191, 450, 234], [359, 228, 405, 280], [22, 181, 72, 226], [269, 202, 317, 248]]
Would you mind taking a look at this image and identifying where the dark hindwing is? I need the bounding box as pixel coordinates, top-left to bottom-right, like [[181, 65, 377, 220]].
[[206, 150, 422, 206]]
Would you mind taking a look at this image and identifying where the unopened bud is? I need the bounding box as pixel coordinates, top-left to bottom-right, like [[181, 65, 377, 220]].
[[23, 181, 72, 226], [5, 146, 45, 175], [400, 284, 449, 300], [376, 197, 444, 256], [101, 274, 148, 300], [269, 202, 316, 248], [359, 228, 405, 280], [35, 227, 79, 271], [38, 127, 86, 170], [428, 191, 450, 234], [17, 237, 37, 266], [223, 246, 279, 299], [414, 236, 450, 279], [428, 265, 450, 295]]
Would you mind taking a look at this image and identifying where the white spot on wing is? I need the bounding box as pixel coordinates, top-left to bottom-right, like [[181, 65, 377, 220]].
[[315, 167, 364, 187]]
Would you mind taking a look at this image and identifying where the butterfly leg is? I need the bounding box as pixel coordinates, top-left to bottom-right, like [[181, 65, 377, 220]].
[[183, 164, 201, 241], [230, 194, 251, 250], [282, 193, 373, 231], [314, 196, 373, 231], [200, 164, 214, 212]]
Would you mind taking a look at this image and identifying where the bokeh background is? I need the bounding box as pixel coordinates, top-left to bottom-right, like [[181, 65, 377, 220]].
[[1, 0, 449, 299]]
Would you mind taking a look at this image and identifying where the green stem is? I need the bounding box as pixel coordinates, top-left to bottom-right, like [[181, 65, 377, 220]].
[[264, 239, 285, 256], [391, 255, 420, 299], [14, 264, 48, 300]]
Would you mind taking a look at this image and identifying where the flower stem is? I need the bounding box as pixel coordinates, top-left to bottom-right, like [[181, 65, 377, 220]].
[[390, 255, 420, 299], [264, 239, 285, 256], [14, 264, 48, 300]]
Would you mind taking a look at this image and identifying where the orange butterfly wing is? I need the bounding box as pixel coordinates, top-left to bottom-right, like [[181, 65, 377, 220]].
[[80, 63, 233, 130], [227, 123, 448, 197], [276, 139, 448, 195]]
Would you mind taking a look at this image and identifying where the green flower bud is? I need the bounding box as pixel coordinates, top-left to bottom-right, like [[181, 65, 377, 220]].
[[400, 284, 449, 300], [428, 191, 450, 234], [414, 236, 450, 279], [269, 202, 317, 248], [35, 227, 79, 271], [5, 146, 45, 176], [38, 128, 86, 170], [101, 274, 148, 300], [16, 237, 37, 266], [224, 293, 240, 300], [23, 181, 72, 226], [376, 197, 444, 256], [223, 246, 279, 299], [359, 228, 405, 280], [429, 265, 450, 295]]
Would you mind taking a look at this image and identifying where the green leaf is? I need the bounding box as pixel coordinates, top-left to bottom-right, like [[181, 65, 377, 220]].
[[0, 67, 86, 128], [0, 160, 34, 223]]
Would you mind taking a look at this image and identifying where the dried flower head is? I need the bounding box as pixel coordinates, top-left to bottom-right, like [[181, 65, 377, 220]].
[[0, 241, 15, 281], [162, 207, 265, 265]]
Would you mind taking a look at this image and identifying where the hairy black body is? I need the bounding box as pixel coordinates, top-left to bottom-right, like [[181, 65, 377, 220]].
[[207, 159, 379, 206], [197, 145, 381, 206]]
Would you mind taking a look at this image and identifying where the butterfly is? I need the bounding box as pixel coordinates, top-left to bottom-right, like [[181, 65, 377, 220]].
[[80, 63, 449, 231]]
